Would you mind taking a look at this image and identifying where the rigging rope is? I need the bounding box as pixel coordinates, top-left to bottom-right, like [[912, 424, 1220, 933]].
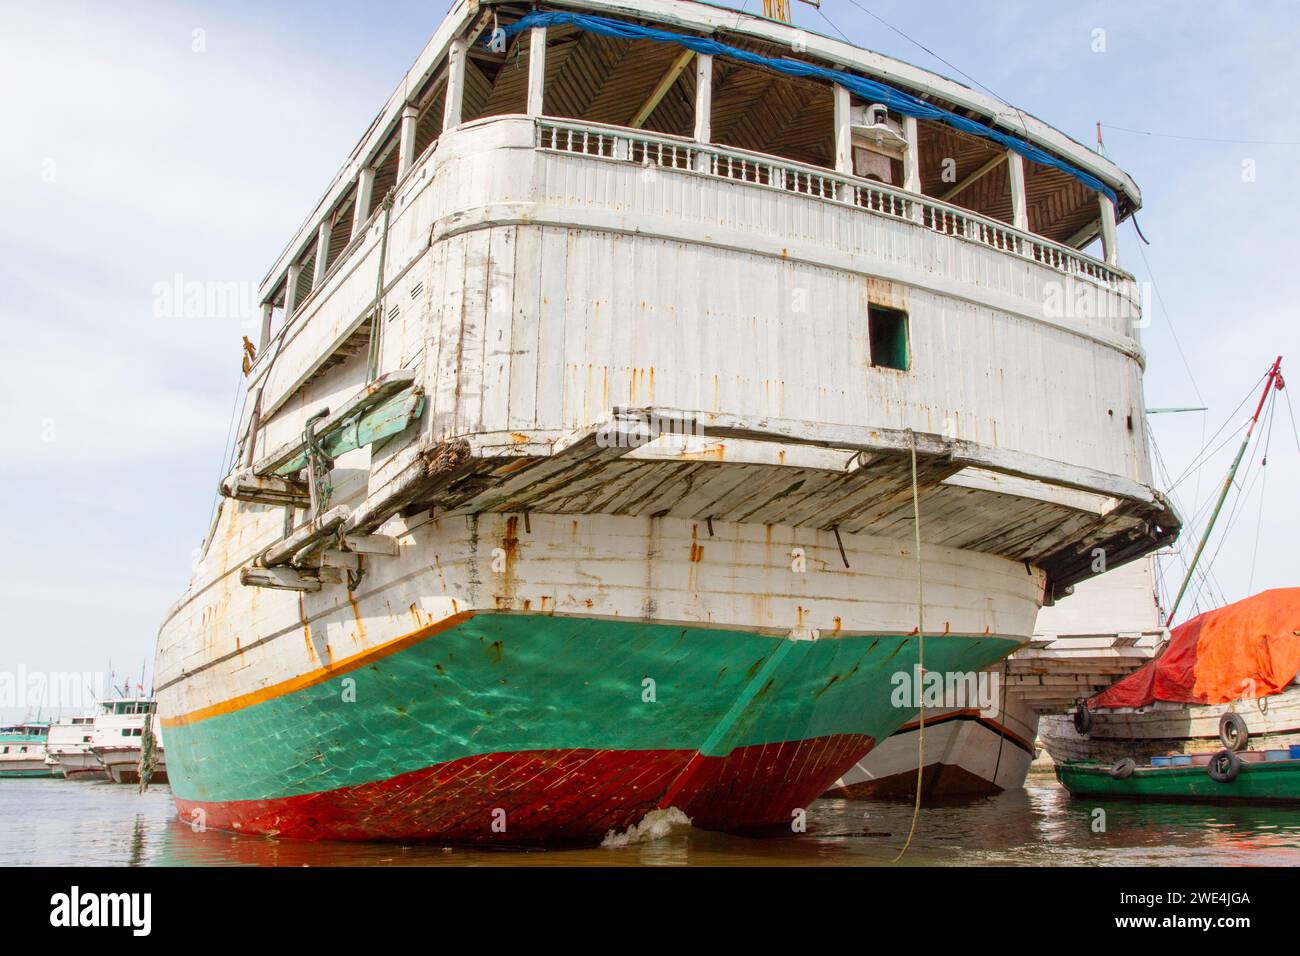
[[892, 429, 925, 863], [1247, 392, 1277, 592]]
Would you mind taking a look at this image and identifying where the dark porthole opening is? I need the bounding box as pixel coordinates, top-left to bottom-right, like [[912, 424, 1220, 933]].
[[869, 305, 909, 371]]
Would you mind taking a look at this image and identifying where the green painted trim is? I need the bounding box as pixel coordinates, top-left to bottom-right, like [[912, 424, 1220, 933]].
[[166, 612, 1018, 804], [274, 390, 423, 476]]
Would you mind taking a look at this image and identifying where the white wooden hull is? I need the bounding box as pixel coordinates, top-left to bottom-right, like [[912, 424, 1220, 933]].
[[1041, 684, 1300, 765], [160, 511, 1045, 725], [91, 746, 167, 785], [0, 751, 52, 776], [50, 751, 103, 780]]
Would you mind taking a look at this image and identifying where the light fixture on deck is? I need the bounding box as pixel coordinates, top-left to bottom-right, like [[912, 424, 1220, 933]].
[[849, 103, 908, 184]]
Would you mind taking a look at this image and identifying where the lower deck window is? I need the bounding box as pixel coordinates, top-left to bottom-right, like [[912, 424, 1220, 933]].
[[869, 305, 909, 371]]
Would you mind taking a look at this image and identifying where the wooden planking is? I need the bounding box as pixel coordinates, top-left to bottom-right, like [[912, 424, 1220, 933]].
[[480, 227, 516, 433]]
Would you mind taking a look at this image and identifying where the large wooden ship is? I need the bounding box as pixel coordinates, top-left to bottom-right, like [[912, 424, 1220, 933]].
[[155, 0, 1177, 844]]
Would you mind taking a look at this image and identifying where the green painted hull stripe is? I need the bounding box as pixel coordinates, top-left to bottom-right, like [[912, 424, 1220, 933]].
[[165, 613, 1019, 804]]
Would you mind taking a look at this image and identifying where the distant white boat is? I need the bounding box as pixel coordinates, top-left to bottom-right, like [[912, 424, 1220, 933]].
[[45, 713, 101, 780], [87, 698, 167, 785], [0, 723, 55, 778]]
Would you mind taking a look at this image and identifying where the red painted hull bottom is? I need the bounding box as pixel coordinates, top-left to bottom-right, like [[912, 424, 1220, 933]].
[[175, 735, 874, 845]]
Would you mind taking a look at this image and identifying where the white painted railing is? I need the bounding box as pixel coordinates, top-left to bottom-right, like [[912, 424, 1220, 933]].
[[537, 118, 1130, 291]]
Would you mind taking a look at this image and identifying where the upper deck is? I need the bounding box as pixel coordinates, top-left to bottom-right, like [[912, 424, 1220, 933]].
[[251, 0, 1138, 346]]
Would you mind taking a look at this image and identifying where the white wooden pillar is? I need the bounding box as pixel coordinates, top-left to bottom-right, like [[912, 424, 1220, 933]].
[[443, 38, 468, 130], [693, 53, 713, 173], [352, 166, 375, 234], [1099, 194, 1119, 266], [903, 116, 921, 193], [1008, 151, 1029, 232], [833, 84, 853, 176], [397, 105, 419, 178], [313, 219, 332, 286], [527, 28, 547, 116], [284, 263, 301, 320], [258, 302, 274, 351]]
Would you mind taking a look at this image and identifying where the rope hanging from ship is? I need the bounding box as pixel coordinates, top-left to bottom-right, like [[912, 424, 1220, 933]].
[[494, 11, 1120, 202], [892, 429, 926, 863]]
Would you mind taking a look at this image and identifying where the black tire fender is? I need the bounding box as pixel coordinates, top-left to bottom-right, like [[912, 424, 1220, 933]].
[[1074, 702, 1092, 736], [1208, 748, 1242, 783], [1109, 757, 1136, 780], [1220, 712, 1248, 752]]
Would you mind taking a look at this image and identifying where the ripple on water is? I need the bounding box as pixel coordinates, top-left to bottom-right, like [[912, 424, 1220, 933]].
[[4, 777, 1299, 866]]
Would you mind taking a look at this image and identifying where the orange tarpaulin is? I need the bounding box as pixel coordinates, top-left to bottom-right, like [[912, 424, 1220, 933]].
[[1089, 588, 1300, 709]]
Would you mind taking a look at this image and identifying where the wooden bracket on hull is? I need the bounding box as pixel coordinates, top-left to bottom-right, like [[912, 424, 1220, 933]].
[[341, 533, 400, 556], [261, 505, 351, 568], [319, 549, 360, 571], [239, 566, 331, 592], [220, 469, 310, 507]]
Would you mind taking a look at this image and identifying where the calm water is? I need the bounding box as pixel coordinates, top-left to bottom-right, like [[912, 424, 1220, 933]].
[[6, 774, 1300, 866]]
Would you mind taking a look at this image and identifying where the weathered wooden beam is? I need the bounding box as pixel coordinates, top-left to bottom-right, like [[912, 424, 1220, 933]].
[[319, 549, 360, 571], [221, 470, 310, 507], [239, 566, 322, 592], [312, 219, 332, 287], [1065, 219, 1102, 250], [443, 37, 468, 130], [398, 104, 419, 178], [833, 84, 853, 176], [1099, 193, 1119, 266], [623, 434, 868, 473], [351, 166, 376, 235], [527, 27, 547, 117], [903, 115, 921, 194], [630, 48, 695, 129], [939, 152, 1005, 202], [262, 505, 351, 568], [342, 534, 400, 556], [283, 263, 301, 320], [258, 302, 274, 352], [1008, 151, 1029, 231]]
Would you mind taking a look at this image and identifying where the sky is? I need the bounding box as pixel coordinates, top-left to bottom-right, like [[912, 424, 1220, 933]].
[[1, 0, 1296, 718]]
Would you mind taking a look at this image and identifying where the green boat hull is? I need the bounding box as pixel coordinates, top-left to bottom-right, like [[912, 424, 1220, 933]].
[[1057, 757, 1300, 804]]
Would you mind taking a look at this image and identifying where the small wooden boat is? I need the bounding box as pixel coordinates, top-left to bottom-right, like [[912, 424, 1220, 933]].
[[1058, 748, 1300, 804]]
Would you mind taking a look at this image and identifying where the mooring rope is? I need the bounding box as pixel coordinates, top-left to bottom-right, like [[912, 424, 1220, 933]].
[[893, 429, 925, 863]]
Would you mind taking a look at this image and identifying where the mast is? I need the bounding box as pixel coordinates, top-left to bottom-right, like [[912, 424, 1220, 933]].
[[1165, 356, 1284, 625]]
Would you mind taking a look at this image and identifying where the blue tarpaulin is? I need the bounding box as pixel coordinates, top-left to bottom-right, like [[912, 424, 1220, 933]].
[[496, 11, 1118, 203]]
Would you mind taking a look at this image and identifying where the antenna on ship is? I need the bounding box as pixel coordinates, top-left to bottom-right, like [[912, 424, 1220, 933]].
[[1164, 356, 1286, 626]]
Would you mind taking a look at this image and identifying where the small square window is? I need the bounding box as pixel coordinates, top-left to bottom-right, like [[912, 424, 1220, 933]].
[[869, 305, 909, 371]]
